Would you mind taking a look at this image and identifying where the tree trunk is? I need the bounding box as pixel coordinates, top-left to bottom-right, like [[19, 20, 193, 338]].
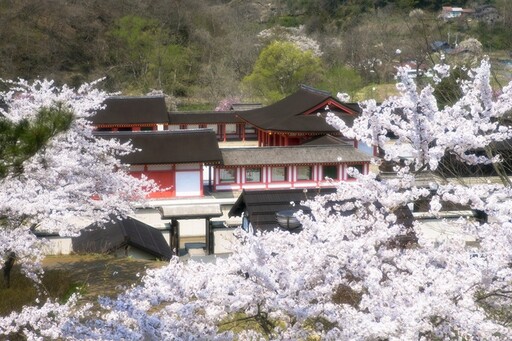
[[3, 252, 16, 288]]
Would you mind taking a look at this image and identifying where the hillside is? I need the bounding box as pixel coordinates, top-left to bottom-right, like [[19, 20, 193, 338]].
[[0, 0, 510, 108]]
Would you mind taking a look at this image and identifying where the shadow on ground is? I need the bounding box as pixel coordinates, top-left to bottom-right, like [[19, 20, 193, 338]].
[[43, 255, 167, 300]]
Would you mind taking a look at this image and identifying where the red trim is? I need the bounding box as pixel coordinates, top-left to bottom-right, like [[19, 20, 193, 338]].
[[200, 165, 204, 196], [303, 99, 358, 116]]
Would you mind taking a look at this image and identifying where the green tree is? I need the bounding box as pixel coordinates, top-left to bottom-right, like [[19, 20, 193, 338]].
[[0, 105, 73, 179], [319, 64, 364, 99], [243, 41, 323, 103], [108, 15, 196, 96]]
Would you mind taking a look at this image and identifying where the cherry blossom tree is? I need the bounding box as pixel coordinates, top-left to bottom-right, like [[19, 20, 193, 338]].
[[0, 79, 157, 287], [3, 59, 512, 340]]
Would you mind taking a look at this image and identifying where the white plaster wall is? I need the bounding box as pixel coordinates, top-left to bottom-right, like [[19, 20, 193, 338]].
[[179, 218, 206, 237], [213, 228, 236, 254], [41, 236, 73, 255]]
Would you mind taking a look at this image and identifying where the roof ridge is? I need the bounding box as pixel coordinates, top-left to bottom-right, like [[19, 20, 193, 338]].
[[300, 84, 331, 97]]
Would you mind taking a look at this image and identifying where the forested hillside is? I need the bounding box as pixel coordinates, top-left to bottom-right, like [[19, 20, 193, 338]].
[[0, 0, 510, 108]]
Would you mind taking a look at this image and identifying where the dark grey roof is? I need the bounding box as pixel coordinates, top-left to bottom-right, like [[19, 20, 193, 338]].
[[94, 130, 222, 165], [236, 86, 360, 133], [168, 111, 243, 124], [220, 144, 372, 166], [72, 216, 173, 260], [228, 188, 336, 232], [91, 96, 168, 126], [229, 188, 414, 232]]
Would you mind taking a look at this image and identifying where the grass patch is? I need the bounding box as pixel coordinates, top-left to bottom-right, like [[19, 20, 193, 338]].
[[353, 83, 399, 102], [0, 266, 82, 316]]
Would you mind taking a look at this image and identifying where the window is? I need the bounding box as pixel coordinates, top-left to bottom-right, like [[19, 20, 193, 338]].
[[271, 167, 288, 182], [323, 165, 338, 180], [297, 166, 313, 181], [141, 126, 154, 131], [245, 125, 256, 134], [206, 124, 218, 133], [219, 168, 237, 183], [225, 123, 237, 134], [348, 164, 364, 179], [245, 167, 261, 183]]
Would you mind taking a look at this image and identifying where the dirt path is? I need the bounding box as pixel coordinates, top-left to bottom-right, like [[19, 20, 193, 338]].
[[43, 254, 167, 300]]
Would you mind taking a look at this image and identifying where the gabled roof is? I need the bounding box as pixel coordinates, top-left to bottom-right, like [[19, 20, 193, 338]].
[[229, 188, 414, 232], [91, 96, 168, 126], [168, 111, 243, 124], [228, 188, 337, 231], [220, 144, 371, 167], [94, 130, 222, 165], [72, 216, 173, 260], [236, 86, 360, 133]]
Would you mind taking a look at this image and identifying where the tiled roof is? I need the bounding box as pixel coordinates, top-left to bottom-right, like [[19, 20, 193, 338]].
[[94, 130, 222, 165], [229, 188, 414, 232], [228, 188, 336, 232], [72, 216, 173, 260], [91, 96, 168, 125], [168, 111, 242, 124], [236, 86, 360, 133], [220, 144, 371, 166]]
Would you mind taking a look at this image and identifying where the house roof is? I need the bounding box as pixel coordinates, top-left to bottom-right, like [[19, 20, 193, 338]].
[[229, 188, 414, 232], [94, 130, 222, 165], [168, 111, 243, 124], [236, 86, 360, 133], [72, 216, 173, 260], [220, 144, 371, 167], [228, 188, 337, 232], [91, 96, 169, 126]]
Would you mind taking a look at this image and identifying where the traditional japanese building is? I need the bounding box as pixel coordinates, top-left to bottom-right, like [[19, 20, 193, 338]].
[[214, 136, 372, 192], [94, 130, 222, 198], [235, 85, 362, 148]]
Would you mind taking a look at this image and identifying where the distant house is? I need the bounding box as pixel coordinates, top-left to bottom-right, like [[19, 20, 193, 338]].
[[94, 130, 222, 198], [72, 216, 173, 260], [440, 6, 474, 20], [430, 41, 452, 53], [91, 96, 168, 131]]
